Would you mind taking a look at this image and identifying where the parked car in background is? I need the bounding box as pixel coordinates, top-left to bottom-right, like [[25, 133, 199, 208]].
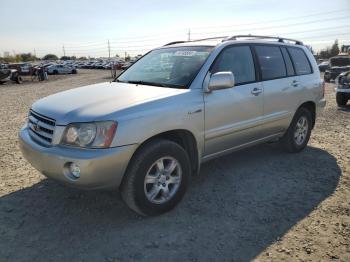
[[0, 68, 22, 84], [19, 35, 326, 216], [318, 60, 329, 72], [7, 63, 34, 76], [336, 71, 350, 106], [324, 56, 350, 82], [121, 62, 133, 70], [47, 64, 77, 75]]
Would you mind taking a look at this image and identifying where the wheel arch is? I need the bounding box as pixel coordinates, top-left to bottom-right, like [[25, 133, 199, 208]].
[[125, 129, 200, 178], [297, 101, 316, 128]]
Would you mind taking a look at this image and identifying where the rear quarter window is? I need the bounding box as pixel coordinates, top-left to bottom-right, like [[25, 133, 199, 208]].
[[287, 47, 312, 75]]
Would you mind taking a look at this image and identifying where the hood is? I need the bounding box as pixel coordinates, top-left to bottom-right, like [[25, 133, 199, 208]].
[[32, 82, 189, 125]]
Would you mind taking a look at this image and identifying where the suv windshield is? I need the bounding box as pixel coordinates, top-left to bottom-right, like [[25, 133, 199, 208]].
[[116, 46, 213, 88]]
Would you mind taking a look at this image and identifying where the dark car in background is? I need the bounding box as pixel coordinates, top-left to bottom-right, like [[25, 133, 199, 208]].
[[336, 71, 350, 106], [318, 60, 329, 72], [7, 63, 34, 76], [324, 56, 350, 82]]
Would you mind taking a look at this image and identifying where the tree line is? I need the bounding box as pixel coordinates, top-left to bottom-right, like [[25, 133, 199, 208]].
[[315, 40, 340, 59], [0, 39, 345, 63]]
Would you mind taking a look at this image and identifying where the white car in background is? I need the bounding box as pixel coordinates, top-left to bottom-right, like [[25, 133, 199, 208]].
[[47, 64, 77, 75]]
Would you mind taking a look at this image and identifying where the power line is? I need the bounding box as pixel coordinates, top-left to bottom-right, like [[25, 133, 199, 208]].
[[191, 15, 350, 36], [190, 8, 350, 30], [63, 8, 350, 46]]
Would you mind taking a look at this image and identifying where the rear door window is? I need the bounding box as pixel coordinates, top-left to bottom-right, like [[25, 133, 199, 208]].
[[211, 45, 256, 85], [287, 47, 312, 75], [254, 45, 287, 80]]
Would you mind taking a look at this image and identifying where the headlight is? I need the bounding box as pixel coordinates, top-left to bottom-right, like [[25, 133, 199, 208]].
[[61, 121, 117, 148]]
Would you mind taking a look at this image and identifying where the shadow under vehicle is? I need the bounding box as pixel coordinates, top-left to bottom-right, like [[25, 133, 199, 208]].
[[0, 144, 341, 262]]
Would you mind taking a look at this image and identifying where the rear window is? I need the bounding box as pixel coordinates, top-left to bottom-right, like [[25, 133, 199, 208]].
[[288, 47, 312, 75], [255, 46, 286, 80]]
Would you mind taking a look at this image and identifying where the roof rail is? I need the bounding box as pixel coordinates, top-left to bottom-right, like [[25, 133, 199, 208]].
[[163, 36, 228, 46], [163, 41, 187, 46], [225, 35, 303, 45]]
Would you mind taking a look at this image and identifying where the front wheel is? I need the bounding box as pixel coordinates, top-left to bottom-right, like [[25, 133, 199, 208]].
[[15, 76, 23, 84], [280, 107, 312, 153], [121, 139, 191, 216], [336, 93, 348, 106]]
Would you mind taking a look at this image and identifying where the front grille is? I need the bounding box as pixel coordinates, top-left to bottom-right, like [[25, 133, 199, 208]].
[[28, 110, 56, 146]]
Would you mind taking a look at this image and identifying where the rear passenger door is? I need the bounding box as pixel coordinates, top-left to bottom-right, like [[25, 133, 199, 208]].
[[204, 45, 264, 156], [254, 45, 300, 136]]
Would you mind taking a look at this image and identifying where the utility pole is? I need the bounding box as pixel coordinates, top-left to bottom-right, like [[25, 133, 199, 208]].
[[108, 40, 111, 60], [34, 48, 37, 58], [188, 28, 191, 41], [62, 44, 66, 56], [125, 51, 127, 60]]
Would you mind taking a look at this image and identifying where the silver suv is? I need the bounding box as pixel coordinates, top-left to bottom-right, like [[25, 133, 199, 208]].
[[19, 35, 326, 216]]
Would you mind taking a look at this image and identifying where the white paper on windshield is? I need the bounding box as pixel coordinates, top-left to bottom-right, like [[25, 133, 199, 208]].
[[174, 51, 197, 56]]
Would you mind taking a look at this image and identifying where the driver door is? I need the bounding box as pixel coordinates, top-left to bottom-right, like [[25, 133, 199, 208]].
[[204, 45, 264, 156]]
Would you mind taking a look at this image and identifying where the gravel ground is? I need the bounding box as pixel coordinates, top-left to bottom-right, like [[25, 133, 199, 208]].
[[0, 70, 349, 262]]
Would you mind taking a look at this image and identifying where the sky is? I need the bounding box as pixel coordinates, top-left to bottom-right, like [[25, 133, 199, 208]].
[[1, 0, 350, 58]]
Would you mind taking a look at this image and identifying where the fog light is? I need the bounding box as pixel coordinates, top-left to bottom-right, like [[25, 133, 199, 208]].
[[69, 162, 81, 178]]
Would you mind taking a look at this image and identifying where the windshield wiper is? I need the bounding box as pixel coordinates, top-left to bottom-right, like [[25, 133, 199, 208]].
[[125, 80, 168, 87], [116, 79, 185, 89]]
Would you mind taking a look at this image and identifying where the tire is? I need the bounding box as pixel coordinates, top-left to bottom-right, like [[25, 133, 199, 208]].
[[15, 76, 23, 84], [336, 93, 348, 106], [53, 70, 58, 75], [280, 107, 312, 153], [72, 69, 77, 74], [121, 139, 191, 216]]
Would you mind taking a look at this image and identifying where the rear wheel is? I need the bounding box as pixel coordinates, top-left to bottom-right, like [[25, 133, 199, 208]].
[[336, 93, 348, 106], [281, 107, 312, 153], [121, 139, 191, 216]]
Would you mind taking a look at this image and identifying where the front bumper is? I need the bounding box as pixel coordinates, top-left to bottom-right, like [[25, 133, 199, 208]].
[[19, 126, 137, 190], [335, 88, 350, 94]]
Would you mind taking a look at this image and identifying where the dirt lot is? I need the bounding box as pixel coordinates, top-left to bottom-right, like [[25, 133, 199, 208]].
[[0, 70, 349, 262]]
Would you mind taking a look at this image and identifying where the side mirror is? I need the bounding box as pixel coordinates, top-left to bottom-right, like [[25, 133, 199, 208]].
[[207, 71, 235, 92]]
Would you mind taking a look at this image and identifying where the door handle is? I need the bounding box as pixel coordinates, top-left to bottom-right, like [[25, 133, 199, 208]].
[[251, 87, 262, 96], [291, 80, 299, 87]]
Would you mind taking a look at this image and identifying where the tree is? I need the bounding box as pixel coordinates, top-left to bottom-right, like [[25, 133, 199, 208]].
[[42, 54, 59, 60], [78, 56, 87, 60], [317, 39, 341, 59], [19, 53, 37, 62], [330, 39, 340, 57], [60, 56, 76, 60]]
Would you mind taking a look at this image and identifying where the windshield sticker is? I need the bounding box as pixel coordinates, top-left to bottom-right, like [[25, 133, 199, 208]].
[[174, 51, 197, 56]]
